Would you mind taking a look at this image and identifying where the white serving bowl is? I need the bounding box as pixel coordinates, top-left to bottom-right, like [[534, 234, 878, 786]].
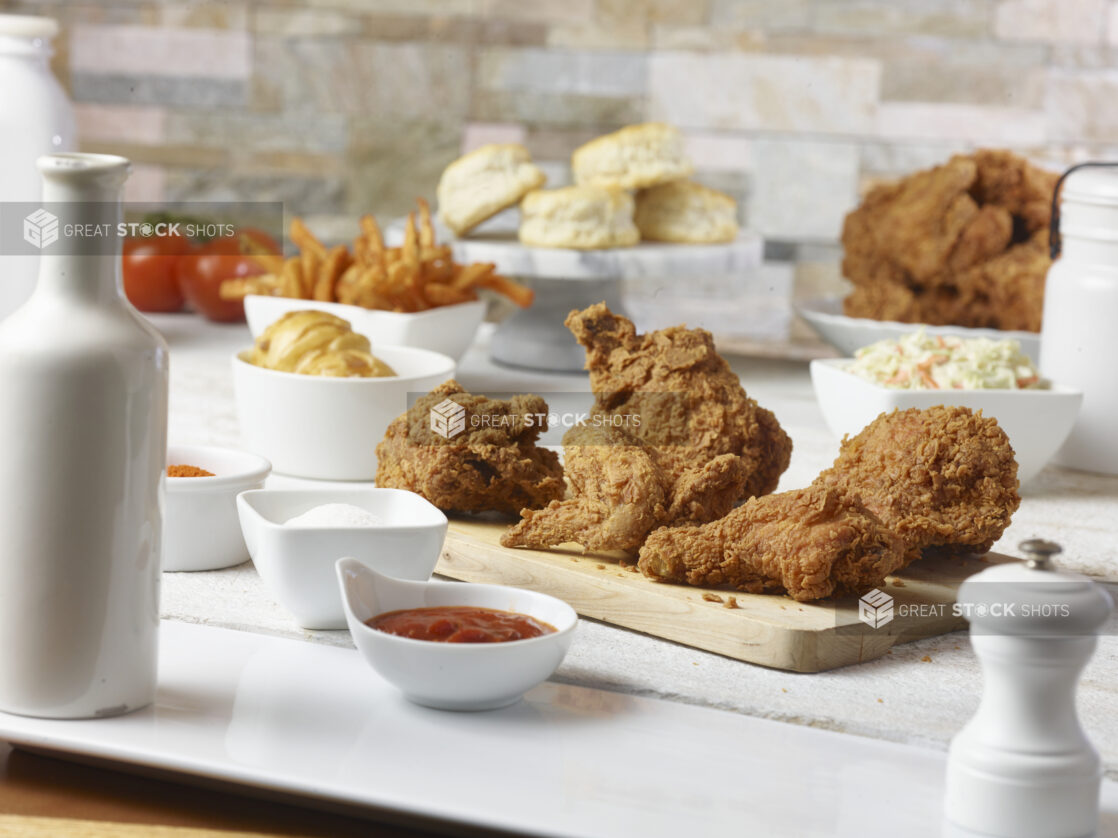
[[796, 296, 1041, 363], [231, 344, 455, 480], [244, 295, 486, 363], [163, 445, 271, 572], [238, 488, 448, 630], [337, 559, 577, 711], [810, 358, 1083, 484]]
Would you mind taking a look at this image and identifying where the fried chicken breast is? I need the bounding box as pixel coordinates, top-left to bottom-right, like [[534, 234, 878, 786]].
[[502, 304, 792, 554], [566, 303, 792, 500], [375, 380, 564, 516]]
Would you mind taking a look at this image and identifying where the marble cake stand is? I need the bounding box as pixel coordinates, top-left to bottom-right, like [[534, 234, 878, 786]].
[[387, 218, 763, 372], [452, 231, 764, 372]]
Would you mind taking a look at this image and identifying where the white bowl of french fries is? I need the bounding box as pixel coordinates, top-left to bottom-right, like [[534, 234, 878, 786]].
[[223, 200, 533, 362], [232, 344, 456, 482]]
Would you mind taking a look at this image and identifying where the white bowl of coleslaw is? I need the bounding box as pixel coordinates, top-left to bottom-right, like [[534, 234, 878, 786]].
[[810, 332, 1083, 484]]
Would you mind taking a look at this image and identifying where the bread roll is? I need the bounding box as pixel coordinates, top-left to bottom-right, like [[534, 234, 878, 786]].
[[634, 181, 739, 244], [572, 123, 693, 191], [518, 185, 640, 250], [436, 143, 546, 236]]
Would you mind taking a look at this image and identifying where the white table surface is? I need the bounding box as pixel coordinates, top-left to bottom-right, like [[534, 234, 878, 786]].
[[150, 313, 1118, 782], [5, 621, 1117, 838]]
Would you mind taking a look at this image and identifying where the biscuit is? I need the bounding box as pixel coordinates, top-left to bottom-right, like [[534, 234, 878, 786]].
[[572, 123, 694, 191], [519, 185, 640, 250], [436, 143, 547, 236], [634, 181, 739, 244]]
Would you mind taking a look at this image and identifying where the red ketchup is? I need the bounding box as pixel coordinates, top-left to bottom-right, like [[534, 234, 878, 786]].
[[367, 606, 556, 643]]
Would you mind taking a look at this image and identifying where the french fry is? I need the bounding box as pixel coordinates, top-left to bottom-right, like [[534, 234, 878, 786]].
[[476, 272, 534, 308], [335, 263, 363, 306], [267, 199, 532, 313], [247, 251, 285, 275], [417, 198, 435, 250], [401, 212, 419, 269], [219, 274, 281, 301], [452, 262, 495, 291], [354, 266, 394, 310], [386, 260, 427, 312], [422, 257, 454, 284], [424, 283, 478, 307], [290, 217, 325, 258], [280, 258, 303, 299], [299, 250, 320, 298], [359, 215, 384, 266], [314, 245, 349, 302]]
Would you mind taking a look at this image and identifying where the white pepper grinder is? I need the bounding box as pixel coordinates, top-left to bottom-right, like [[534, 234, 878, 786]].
[[945, 540, 1112, 838]]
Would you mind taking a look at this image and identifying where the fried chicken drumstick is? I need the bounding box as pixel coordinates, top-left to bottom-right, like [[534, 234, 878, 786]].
[[638, 405, 1020, 602], [813, 405, 1020, 558], [375, 380, 564, 516], [637, 486, 906, 602]]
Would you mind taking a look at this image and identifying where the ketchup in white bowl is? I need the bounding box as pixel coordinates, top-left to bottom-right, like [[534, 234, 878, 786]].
[[368, 606, 556, 643]]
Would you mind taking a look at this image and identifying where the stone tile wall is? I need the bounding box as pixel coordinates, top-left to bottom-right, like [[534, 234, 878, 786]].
[[6, 0, 1117, 326]]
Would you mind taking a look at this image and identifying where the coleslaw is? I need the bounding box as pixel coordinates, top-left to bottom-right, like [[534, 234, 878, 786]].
[[846, 329, 1045, 390]]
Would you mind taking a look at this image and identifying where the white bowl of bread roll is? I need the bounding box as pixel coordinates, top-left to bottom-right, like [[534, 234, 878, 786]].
[[232, 310, 456, 480]]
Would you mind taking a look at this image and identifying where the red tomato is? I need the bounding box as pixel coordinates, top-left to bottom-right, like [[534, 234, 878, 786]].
[[122, 233, 190, 313], [176, 228, 281, 323]]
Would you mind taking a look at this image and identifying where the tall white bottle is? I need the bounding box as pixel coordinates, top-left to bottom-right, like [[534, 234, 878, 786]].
[[0, 14, 77, 320], [0, 154, 168, 718]]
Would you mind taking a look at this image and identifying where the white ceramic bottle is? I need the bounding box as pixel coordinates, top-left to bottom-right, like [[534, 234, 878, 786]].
[[0, 154, 168, 719], [1040, 165, 1118, 474], [0, 14, 76, 321], [945, 541, 1112, 838]]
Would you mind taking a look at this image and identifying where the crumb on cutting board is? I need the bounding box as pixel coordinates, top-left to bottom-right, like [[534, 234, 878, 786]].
[[921, 655, 932, 662], [723, 596, 739, 609], [892, 579, 906, 588], [702, 593, 724, 603]]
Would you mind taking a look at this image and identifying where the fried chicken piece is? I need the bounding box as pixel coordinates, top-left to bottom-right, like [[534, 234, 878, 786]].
[[842, 150, 1057, 332], [503, 305, 791, 554], [500, 424, 747, 553], [970, 149, 1056, 236], [566, 303, 792, 500], [947, 229, 1049, 332], [813, 405, 1020, 558], [502, 424, 667, 553], [637, 485, 907, 602], [842, 156, 1012, 290], [375, 380, 564, 516]]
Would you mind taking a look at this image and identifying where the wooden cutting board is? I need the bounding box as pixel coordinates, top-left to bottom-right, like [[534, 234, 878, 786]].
[[436, 517, 1016, 673]]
